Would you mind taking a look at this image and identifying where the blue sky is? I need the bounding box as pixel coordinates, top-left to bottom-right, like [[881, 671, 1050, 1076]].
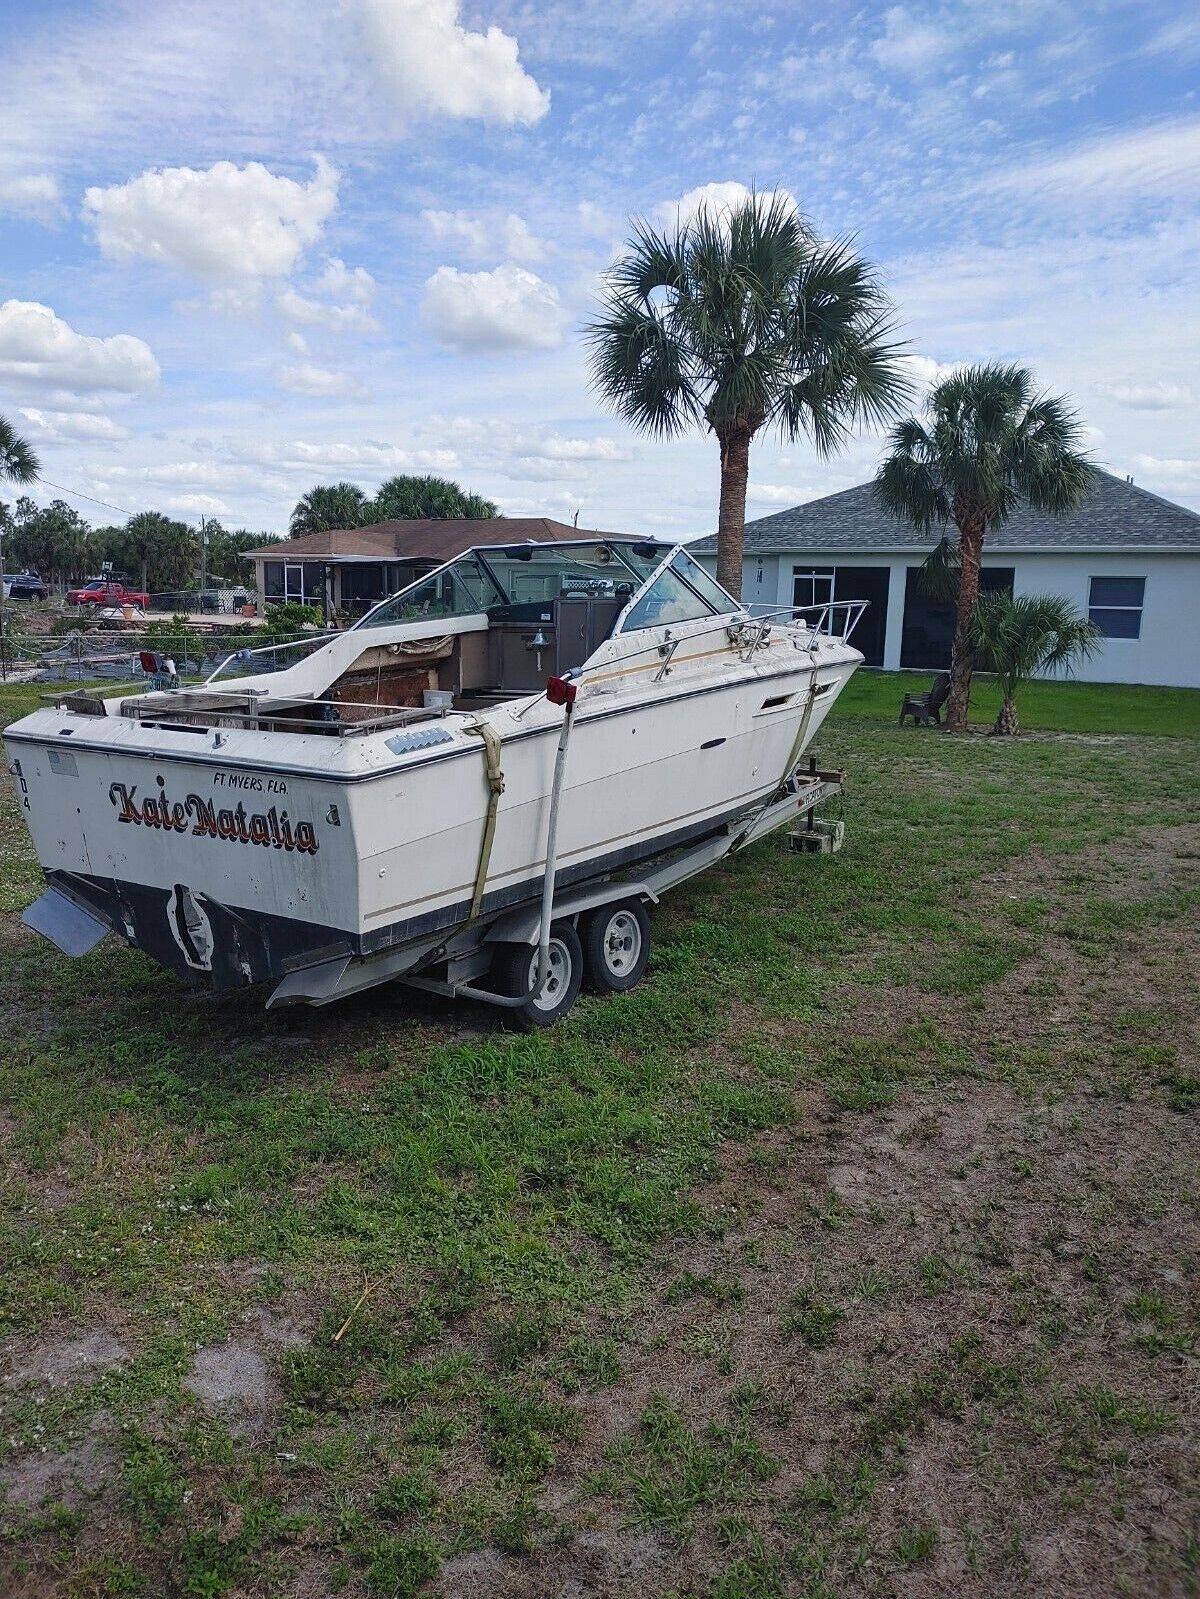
[[1, 0, 1198, 538]]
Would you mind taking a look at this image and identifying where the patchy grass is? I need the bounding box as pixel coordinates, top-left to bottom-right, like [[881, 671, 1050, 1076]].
[[1, 683, 1198, 1597]]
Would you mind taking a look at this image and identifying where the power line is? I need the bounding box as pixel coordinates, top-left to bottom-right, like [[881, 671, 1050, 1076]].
[[30, 477, 143, 521]]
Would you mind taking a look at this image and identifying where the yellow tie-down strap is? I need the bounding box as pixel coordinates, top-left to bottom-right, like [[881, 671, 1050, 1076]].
[[464, 718, 505, 921]]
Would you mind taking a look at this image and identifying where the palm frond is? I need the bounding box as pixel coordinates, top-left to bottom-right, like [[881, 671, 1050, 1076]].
[[916, 534, 962, 603], [971, 590, 1100, 694], [0, 415, 40, 485], [584, 293, 699, 438]]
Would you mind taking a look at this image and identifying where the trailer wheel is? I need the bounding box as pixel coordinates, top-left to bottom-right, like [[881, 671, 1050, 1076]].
[[582, 899, 651, 994], [493, 922, 583, 1029]]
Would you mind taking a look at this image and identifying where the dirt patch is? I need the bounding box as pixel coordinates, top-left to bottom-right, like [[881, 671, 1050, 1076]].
[[2, 1329, 127, 1390], [184, 1340, 272, 1419], [0, 1431, 118, 1512]]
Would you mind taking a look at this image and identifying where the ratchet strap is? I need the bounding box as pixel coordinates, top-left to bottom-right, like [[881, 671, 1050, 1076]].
[[779, 671, 819, 786], [464, 718, 505, 920]]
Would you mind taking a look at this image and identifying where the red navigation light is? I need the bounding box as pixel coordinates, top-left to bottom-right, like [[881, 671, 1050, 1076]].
[[546, 676, 578, 707]]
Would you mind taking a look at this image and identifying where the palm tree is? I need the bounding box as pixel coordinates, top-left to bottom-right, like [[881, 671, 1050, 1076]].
[[0, 416, 39, 681], [587, 192, 909, 599], [875, 364, 1095, 731], [0, 415, 39, 487], [289, 482, 367, 537], [366, 474, 498, 522], [970, 591, 1100, 735]]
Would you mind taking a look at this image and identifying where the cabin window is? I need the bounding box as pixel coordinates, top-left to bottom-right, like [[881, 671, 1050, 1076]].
[[1088, 576, 1144, 639]]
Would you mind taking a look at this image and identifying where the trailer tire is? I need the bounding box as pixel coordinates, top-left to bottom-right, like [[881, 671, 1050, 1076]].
[[582, 899, 651, 994], [493, 923, 583, 1029]]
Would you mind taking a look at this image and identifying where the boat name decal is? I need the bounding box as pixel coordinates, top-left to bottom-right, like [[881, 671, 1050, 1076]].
[[108, 780, 319, 853]]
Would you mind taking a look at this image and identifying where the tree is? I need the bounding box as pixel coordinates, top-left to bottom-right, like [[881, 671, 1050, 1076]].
[[10, 499, 91, 585], [366, 474, 497, 522], [970, 591, 1100, 735], [119, 511, 196, 597], [290, 482, 367, 536], [875, 364, 1095, 732], [586, 192, 908, 598], [0, 416, 39, 679], [206, 526, 275, 584]]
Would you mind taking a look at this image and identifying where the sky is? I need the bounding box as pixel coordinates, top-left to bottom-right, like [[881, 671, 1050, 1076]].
[[1, 0, 1198, 541]]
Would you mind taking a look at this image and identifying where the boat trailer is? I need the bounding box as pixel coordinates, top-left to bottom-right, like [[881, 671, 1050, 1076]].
[[267, 744, 845, 1028]]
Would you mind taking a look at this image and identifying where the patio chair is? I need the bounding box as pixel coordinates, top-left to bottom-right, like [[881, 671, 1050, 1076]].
[[138, 650, 179, 691], [899, 671, 951, 727]]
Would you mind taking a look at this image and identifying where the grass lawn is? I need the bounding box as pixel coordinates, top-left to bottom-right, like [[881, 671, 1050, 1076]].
[[0, 680, 1197, 1598], [840, 668, 1200, 737]]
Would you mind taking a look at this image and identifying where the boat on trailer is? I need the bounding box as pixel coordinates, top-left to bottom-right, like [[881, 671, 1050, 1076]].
[[4, 538, 864, 1025]]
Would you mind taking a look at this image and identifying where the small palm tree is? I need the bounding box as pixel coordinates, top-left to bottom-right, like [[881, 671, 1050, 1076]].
[[875, 364, 1095, 731], [290, 482, 367, 537], [971, 591, 1100, 735], [587, 192, 909, 598]]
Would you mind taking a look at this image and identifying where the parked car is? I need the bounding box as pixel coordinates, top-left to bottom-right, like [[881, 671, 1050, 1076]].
[[66, 578, 151, 609], [2, 571, 50, 600]]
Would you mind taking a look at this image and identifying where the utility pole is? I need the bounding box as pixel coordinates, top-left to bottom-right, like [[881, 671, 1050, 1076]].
[[199, 516, 208, 601]]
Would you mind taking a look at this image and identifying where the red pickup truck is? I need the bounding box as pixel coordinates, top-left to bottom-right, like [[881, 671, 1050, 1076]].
[[66, 578, 152, 609]]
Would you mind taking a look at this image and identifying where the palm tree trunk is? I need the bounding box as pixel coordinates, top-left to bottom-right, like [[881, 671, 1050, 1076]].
[[715, 426, 751, 601], [945, 504, 985, 732], [992, 692, 1018, 736]]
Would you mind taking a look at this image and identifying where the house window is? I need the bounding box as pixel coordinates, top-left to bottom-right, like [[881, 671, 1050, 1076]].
[[792, 567, 835, 609], [1088, 576, 1145, 639]]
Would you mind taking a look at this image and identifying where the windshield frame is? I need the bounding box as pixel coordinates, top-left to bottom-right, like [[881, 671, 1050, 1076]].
[[613, 545, 742, 634], [350, 538, 669, 630]]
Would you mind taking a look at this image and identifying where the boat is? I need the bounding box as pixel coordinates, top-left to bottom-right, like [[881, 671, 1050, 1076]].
[[4, 538, 865, 1022]]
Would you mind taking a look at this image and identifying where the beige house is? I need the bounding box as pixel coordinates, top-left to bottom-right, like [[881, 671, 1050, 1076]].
[[246, 517, 629, 621]]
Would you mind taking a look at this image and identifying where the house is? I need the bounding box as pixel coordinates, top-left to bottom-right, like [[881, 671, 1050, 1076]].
[[690, 470, 1200, 687], [245, 517, 630, 620]]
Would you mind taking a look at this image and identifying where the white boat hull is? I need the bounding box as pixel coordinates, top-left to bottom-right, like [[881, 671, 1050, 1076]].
[[5, 635, 857, 991]]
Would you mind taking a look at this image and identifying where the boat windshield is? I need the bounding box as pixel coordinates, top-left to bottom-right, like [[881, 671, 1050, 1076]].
[[354, 540, 666, 628], [617, 549, 739, 632]]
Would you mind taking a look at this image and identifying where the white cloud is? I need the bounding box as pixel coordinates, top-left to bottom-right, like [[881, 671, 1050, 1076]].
[[522, 435, 633, 463], [1095, 380, 1194, 411], [19, 406, 128, 443], [991, 117, 1200, 205], [421, 209, 544, 261], [1131, 453, 1200, 485], [354, 0, 549, 126], [233, 439, 460, 475], [0, 173, 64, 224], [277, 288, 379, 335], [902, 354, 962, 393], [747, 483, 809, 506], [82, 157, 339, 279], [0, 300, 159, 396], [576, 201, 616, 238], [316, 258, 376, 304], [169, 492, 230, 517], [278, 363, 364, 397], [868, 7, 954, 74], [420, 264, 566, 353], [657, 182, 797, 232]]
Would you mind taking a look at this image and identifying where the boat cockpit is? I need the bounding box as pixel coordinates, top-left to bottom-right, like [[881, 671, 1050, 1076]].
[[114, 541, 744, 737]]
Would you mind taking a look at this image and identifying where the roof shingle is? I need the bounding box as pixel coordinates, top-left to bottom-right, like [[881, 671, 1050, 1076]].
[[690, 470, 1200, 555]]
